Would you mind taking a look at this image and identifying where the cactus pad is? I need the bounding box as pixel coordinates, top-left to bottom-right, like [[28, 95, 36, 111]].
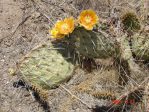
[[17, 43, 74, 90], [131, 33, 149, 60], [69, 27, 119, 59]]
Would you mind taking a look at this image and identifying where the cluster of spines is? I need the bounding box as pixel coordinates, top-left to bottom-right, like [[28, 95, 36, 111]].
[[30, 84, 49, 101], [121, 12, 141, 33], [91, 91, 116, 100], [30, 84, 50, 112], [13, 80, 50, 111], [13, 80, 49, 100]]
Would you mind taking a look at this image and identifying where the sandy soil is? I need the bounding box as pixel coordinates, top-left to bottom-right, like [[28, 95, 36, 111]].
[[0, 0, 149, 112], [0, 0, 49, 112]]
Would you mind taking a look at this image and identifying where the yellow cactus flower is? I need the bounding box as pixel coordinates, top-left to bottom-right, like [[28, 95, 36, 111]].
[[78, 9, 99, 30], [50, 27, 64, 39], [56, 17, 75, 35], [50, 17, 75, 39]]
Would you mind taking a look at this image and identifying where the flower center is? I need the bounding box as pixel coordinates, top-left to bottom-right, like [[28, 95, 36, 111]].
[[85, 16, 92, 23], [62, 23, 69, 30]]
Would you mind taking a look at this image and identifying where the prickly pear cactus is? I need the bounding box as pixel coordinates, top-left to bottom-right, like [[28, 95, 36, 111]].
[[67, 27, 148, 61], [131, 33, 149, 60], [16, 42, 74, 90], [68, 27, 119, 59]]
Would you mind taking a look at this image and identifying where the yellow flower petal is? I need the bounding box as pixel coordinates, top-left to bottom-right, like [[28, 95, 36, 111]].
[[56, 17, 75, 35], [78, 9, 99, 30], [50, 17, 75, 39], [50, 28, 64, 39]]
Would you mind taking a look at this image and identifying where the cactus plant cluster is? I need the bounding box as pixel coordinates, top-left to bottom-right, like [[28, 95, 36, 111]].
[[49, 10, 148, 60], [12, 9, 149, 112], [13, 9, 149, 93]]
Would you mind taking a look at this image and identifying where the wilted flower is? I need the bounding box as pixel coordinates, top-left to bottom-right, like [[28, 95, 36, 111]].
[[78, 9, 99, 30]]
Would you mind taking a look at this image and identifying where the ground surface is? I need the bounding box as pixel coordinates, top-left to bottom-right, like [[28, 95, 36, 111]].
[[0, 0, 149, 112]]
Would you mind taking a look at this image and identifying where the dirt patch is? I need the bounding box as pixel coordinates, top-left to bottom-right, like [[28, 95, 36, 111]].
[[0, 0, 149, 112], [0, 0, 48, 112]]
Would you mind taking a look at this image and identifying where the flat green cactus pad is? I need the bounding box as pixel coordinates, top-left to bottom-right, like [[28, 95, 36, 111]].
[[18, 43, 74, 90], [69, 27, 119, 59], [131, 33, 149, 60]]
